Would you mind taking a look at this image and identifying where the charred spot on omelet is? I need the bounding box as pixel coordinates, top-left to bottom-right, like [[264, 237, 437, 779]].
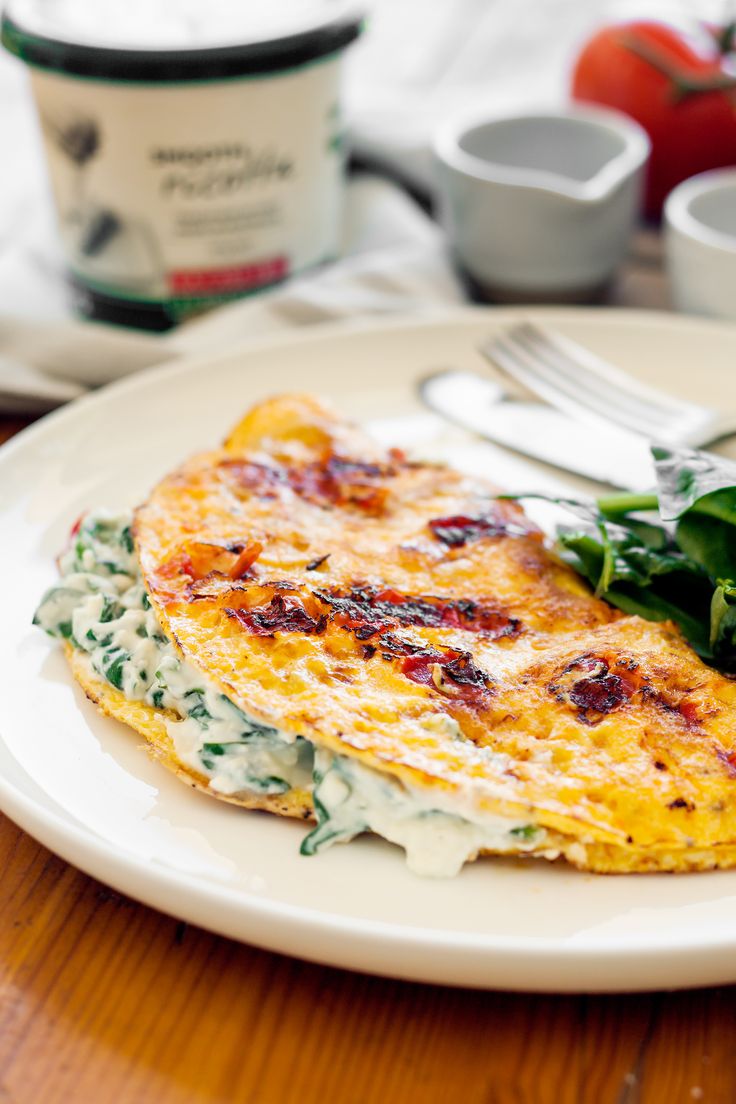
[[131, 394, 736, 873]]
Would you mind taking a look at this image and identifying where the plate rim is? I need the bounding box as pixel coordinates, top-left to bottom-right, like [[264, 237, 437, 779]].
[[8, 302, 736, 462]]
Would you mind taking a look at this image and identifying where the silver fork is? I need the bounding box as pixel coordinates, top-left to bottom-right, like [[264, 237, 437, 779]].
[[481, 321, 736, 448]]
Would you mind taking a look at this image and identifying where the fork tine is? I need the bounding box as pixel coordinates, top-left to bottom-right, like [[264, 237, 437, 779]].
[[515, 323, 710, 439], [483, 323, 708, 442], [485, 333, 631, 432], [509, 326, 672, 437], [517, 322, 704, 420]]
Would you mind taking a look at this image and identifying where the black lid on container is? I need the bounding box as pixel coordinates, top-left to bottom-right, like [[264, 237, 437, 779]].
[[1, 1, 363, 82]]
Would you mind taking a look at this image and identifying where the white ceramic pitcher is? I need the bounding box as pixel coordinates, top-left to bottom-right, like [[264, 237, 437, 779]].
[[434, 105, 650, 302]]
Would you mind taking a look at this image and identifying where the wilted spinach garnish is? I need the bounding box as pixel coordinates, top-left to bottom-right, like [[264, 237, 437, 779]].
[[504, 445, 736, 671]]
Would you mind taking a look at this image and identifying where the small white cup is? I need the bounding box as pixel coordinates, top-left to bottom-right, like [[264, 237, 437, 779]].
[[665, 169, 736, 321], [434, 105, 650, 302]]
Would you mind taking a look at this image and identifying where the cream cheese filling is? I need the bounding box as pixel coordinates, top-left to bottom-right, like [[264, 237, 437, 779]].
[[302, 750, 547, 877], [33, 511, 312, 796], [34, 509, 547, 876]]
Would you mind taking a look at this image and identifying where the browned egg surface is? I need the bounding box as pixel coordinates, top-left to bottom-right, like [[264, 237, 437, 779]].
[[132, 395, 736, 872]]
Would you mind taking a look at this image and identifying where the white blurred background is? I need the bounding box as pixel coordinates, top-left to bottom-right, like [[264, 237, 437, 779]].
[[0, 0, 731, 324]]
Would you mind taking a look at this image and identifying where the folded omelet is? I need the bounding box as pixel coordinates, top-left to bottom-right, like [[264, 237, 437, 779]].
[[35, 394, 736, 876]]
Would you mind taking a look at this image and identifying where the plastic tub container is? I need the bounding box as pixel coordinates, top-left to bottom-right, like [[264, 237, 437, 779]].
[[2, 0, 362, 330]]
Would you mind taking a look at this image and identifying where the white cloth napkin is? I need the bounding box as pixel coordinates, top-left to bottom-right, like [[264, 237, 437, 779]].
[[0, 174, 465, 410]]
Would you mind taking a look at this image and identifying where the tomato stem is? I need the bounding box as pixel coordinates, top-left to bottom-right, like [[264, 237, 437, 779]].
[[620, 33, 736, 102], [715, 20, 736, 54]]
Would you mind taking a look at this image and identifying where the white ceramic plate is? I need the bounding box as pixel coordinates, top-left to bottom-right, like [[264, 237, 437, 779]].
[[4, 306, 736, 994]]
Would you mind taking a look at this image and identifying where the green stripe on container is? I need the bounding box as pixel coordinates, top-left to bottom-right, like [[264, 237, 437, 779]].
[[70, 254, 337, 319]]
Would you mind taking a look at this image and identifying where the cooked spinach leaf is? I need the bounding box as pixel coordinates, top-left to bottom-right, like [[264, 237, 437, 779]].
[[557, 524, 714, 657], [653, 446, 736, 582], [507, 445, 736, 670], [711, 581, 736, 660], [652, 445, 736, 519]]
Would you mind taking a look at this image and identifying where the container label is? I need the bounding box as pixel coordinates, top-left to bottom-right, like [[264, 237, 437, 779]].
[[169, 256, 289, 295], [31, 60, 344, 306]]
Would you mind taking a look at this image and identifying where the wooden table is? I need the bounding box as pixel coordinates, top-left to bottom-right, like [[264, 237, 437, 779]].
[[2, 240, 734, 1104]]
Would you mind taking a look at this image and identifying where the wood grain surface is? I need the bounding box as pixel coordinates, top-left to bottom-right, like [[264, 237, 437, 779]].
[[3, 243, 735, 1104], [1, 810, 734, 1104]]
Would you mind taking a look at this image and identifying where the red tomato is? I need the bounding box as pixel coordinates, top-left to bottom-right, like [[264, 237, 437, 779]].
[[571, 20, 736, 219]]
